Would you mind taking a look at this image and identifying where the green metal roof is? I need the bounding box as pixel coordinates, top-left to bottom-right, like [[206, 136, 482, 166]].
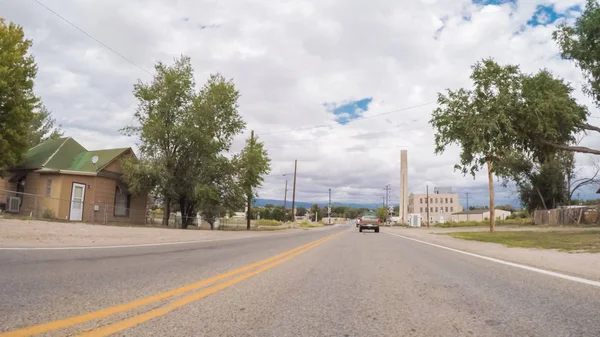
[[18, 137, 70, 170], [67, 148, 130, 172], [15, 137, 132, 173]]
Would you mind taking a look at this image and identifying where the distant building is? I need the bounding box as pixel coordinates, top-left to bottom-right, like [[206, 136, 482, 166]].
[[407, 188, 462, 225], [450, 209, 511, 222]]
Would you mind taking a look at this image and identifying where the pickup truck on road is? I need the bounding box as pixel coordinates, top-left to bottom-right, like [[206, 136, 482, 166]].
[[358, 213, 380, 233]]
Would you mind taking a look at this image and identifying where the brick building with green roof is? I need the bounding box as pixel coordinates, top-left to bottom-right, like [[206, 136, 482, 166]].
[[1, 137, 148, 224]]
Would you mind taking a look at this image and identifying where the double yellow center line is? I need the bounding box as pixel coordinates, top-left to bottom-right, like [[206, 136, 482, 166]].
[[1, 232, 342, 337]]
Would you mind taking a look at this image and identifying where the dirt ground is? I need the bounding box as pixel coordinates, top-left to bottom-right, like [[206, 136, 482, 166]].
[[0, 218, 305, 248], [387, 226, 600, 281]]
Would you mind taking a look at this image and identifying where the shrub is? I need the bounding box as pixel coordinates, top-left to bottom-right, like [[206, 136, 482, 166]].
[[300, 220, 323, 228], [41, 208, 56, 219]]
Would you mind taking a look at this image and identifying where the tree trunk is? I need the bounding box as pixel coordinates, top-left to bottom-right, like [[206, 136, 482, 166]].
[[162, 197, 171, 226], [566, 172, 572, 205], [179, 197, 186, 229], [246, 193, 252, 230], [487, 161, 495, 233], [535, 187, 548, 210]]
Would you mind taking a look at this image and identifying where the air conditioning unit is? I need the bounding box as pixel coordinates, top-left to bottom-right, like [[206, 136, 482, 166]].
[[7, 197, 20, 213]]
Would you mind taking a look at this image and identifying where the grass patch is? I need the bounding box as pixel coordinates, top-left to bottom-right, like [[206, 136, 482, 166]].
[[253, 226, 291, 231], [299, 220, 323, 228], [448, 230, 600, 253], [436, 218, 534, 228], [255, 219, 283, 227]]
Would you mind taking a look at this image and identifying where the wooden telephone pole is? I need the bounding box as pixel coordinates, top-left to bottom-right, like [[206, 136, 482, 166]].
[[283, 180, 288, 222], [246, 130, 254, 230], [291, 159, 297, 222], [426, 185, 430, 228]]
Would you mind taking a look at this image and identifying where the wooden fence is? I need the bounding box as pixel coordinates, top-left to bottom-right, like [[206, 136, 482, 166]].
[[534, 206, 599, 225]]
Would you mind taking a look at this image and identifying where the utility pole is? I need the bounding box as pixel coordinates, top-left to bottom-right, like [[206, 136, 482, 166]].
[[291, 159, 297, 222], [426, 185, 430, 228], [385, 185, 389, 209], [387, 185, 393, 225], [246, 130, 254, 230], [383, 184, 391, 225], [283, 179, 288, 222], [465, 192, 470, 221], [328, 188, 331, 225]]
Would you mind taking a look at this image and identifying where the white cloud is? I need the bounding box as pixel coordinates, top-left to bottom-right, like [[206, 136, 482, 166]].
[[2, 0, 600, 207]]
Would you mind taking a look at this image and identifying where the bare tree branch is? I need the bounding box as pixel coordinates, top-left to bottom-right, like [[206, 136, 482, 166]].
[[583, 123, 600, 133], [543, 140, 600, 155], [569, 157, 600, 199]]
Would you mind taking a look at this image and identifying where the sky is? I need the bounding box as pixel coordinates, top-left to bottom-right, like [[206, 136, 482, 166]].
[[3, 0, 600, 208]]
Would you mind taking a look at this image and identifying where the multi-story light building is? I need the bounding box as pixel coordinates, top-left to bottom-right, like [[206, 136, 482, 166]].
[[407, 187, 462, 225]]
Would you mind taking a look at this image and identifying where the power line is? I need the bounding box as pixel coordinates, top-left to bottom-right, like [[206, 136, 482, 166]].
[[31, 0, 153, 76], [261, 125, 430, 144], [256, 101, 436, 136], [266, 142, 435, 151]]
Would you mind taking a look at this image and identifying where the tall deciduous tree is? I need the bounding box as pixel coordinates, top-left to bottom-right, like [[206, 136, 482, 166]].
[[122, 56, 195, 225], [555, 0, 600, 109], [545, 0, 600, 156], [0, 19, 38, 174], [122, 56, 246, 228], [430, 59, 522, 232], [432, 58, 588, 230], [237, 132, 271, 230]]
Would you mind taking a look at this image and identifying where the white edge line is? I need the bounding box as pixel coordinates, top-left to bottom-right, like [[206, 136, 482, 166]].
[[386, 232, 600, 288], [0, 229, 307, 251]]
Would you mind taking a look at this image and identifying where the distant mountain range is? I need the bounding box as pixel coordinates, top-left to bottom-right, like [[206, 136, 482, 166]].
[[253, 198, 384, 210]]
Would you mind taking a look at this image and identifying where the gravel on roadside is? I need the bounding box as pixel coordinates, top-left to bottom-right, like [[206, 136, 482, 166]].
[[0, 218, 302, 248]]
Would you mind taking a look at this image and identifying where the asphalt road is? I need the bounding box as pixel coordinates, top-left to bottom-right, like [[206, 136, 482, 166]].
[[1, 224, 599, 337]]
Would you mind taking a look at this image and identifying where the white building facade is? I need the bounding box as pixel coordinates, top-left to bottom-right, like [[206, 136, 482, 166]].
[[450, 209, 511, 222], [407, 188, 463, 225]]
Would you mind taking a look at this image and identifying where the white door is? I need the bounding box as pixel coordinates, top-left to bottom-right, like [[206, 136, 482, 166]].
[[69, 183, 86, 221]]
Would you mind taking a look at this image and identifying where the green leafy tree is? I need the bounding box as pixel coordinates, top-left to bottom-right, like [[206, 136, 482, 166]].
[[0, 19, 38, 174], [346, 207, 361, 219], [238, 132, 271, 230], [555, 0, 600, 111], [430, 59, 523, 232], [270, 206, 283, 221], [332, 206, 346, 217], [122, 56, 195, 225], [310, 204, 321, 220], [500, 150, 575, 211], [28, 104, 63, 147], [196, 156, 245, 229], [519, 161, 569, 213], [376, 207, 388, 223], [122, 56, 246, 228], [295, 206, 307, 217], [431, 58, 587, 231]]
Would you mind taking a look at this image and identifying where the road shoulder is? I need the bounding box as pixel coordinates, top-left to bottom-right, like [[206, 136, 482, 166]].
[[0, 218, 327, 248], [385, 227, 600, 281]]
